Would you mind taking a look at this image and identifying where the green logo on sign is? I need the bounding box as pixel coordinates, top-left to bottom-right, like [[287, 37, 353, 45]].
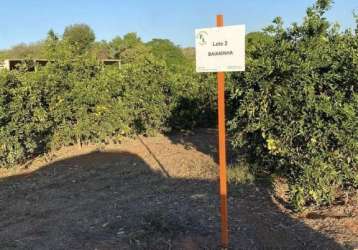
[[197, 31, 208, 46]]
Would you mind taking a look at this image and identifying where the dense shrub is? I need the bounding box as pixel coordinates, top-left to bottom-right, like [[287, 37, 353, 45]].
[[0, 70, 53, 165], [167, 66, 217, 129], [0, 53, 216, 167], [228, 0, 358, 209]]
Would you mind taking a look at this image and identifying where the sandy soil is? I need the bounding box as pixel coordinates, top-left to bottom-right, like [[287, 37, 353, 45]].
[[0, 129, 356, 249]]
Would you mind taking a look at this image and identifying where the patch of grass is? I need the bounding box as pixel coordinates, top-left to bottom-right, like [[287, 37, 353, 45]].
[[228, 162, 255, 185]]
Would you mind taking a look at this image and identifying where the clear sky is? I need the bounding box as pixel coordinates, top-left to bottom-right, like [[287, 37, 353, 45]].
[[0, 0, 357, 49]]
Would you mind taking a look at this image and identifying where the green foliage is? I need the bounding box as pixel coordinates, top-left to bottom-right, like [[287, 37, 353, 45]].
[[0, 22, 215, 167], [147, 39, 189, 69], [228, 0, 358, 210], [290, 161, 341, 210], [109, 33, 151, 64], [118, 56, 171, 134], [167, 66, 216, 129], [0, 70, 53, 165], [0, 52, 212, 166], [90, 41, 111, 59], [0, 42, 47, 59], [228, 162, 255, 185], [63, 24, 96, 55]]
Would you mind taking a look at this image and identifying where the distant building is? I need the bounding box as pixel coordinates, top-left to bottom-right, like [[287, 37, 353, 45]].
[[0, 59, 121, 71]]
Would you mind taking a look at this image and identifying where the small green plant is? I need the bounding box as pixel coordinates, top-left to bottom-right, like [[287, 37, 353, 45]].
[[228, 162, 255, 185], [289, 160, 342, 211]]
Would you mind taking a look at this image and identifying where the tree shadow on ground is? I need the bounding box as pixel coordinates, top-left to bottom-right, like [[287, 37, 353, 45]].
[[0, 145, 347, 249]]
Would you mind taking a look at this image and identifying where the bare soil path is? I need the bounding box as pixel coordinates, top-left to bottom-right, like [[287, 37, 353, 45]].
[[0, 129, 356, 249]]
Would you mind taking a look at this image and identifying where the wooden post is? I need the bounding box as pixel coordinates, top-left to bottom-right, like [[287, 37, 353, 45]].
[[216, 14, 229, 249]]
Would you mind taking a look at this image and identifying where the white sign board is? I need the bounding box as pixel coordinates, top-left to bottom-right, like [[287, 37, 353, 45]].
[[195, 25, 245, 72]]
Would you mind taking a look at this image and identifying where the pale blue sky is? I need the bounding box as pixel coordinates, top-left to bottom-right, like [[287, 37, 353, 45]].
[[0, 0, 357, 49]]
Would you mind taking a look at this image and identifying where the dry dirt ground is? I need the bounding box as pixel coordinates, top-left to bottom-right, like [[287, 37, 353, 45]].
[[0, 129, 357, 250]]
